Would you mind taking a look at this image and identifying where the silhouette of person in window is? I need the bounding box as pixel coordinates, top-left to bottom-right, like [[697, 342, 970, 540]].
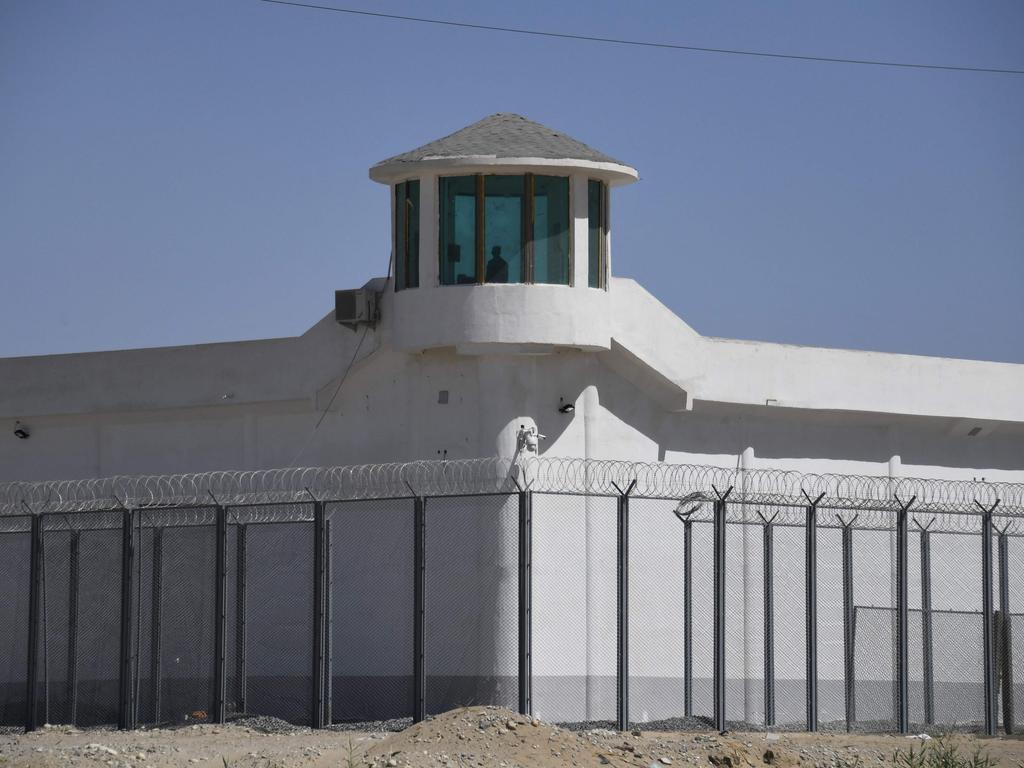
[[486, 245, 508, 283]]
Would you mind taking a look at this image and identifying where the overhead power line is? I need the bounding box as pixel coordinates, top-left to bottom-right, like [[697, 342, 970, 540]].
[[256, 0, 1024, 76]]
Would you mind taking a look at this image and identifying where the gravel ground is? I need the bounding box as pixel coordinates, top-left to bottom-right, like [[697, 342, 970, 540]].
[[2, 707, 1023, 767], [326, 718, 413, 734], [558, 717, 715, 733]]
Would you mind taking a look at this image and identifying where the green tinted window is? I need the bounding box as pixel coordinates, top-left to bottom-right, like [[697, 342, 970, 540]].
[[533, 175, 570, 285], [438, 173, 571, 286], [439, 176, 477, 285], [395, 180, 419, 290], [484, 175, 524, 284], [588, 180, 605, 288]]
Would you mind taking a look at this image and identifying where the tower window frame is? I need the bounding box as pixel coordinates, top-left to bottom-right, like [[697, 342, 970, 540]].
[[588, 179, 608, 289], [437, 173, 572, 287], [394, 179, 420, 291]]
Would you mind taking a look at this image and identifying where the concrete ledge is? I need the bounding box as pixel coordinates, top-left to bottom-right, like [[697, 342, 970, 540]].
[[391, 283, 612, 354]]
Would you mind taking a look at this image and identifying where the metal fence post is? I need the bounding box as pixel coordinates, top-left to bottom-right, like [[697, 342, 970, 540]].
[[312, 500, 327, 728], [213, 505, 228, 725], [916, 520, 934, 727], [149, 527, 164, 725], [67, 530, 80, 726], [518, 490, 532, 717], [683, 514, 693, 719], [840, 515, 856, 732], [998, 528, 1014, 735], [759, 512, 776, 728], [325, 517, 333, 727], [978, 499, 999, 737], [894, 495, 913, 735], [25, 513, 43, 733], [712, 485, 732, 734], [413, 496, 426, 723], [852, 608, 859, 726], [804, 492, 825, 732], [118, 507, 136, 731], [41, 523, 50, 729], [235, 523, 247, 714], [613, 480, 636, 732]]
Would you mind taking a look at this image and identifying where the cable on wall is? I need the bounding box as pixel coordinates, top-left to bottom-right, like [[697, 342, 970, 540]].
[[287, 324, 370, 468]]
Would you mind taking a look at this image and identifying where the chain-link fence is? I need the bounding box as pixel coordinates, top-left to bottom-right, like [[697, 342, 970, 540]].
[[327, 498, 414, 723], [531, 492, 617, 726], [1, 457, 1023, 736], [0, 516, 30, 727]]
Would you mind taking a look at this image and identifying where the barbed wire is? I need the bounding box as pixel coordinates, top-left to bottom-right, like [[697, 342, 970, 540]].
[[0, 458, 517, 516], [1, 456, 1021, 533]]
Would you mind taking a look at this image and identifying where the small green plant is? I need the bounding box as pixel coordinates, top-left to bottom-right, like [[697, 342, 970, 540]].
[[892, 736, 998, 768]]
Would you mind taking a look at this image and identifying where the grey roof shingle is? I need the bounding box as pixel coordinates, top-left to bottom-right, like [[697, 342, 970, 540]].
[[375, 113, 629, 167]]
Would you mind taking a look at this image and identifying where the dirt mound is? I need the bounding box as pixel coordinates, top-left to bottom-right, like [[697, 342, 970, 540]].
[[3, 709, 1022, 767], [363, 706, 779, 767]]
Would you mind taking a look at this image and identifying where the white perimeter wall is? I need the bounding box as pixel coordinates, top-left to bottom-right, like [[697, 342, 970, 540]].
[[2, 276, 1022, 726]]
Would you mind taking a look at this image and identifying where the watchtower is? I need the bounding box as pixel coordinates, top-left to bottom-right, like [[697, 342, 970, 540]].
[[370, 113, 638, 354]]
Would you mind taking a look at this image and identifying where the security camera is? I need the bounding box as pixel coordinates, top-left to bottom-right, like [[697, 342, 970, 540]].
[[13, 421, 30, 440], [516, 425, 546, 454]]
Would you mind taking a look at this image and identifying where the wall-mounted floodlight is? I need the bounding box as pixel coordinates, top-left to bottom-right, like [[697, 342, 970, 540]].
[[558, 397, 575, 414], [13, 421, 30, 440]]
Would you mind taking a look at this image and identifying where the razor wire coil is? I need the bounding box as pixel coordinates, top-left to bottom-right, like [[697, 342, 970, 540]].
[[1, 455, 1021, 534]]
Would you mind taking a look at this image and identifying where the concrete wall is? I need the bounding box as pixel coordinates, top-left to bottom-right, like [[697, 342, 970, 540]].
[[5, 273, 1021, 480]]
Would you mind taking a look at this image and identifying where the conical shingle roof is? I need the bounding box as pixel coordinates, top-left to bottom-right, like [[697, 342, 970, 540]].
[[369, 113, 637, 186], [375, 113, 628, 166]]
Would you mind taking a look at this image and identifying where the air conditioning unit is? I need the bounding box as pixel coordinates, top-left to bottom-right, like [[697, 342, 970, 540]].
[[335, 288, 379, 330]]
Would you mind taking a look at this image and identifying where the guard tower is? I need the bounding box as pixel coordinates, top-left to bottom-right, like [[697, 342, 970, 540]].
[[369, 113, 638, 354]]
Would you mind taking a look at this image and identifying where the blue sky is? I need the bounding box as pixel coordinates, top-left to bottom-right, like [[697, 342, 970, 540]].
[[2, 0, 1022, 362]]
